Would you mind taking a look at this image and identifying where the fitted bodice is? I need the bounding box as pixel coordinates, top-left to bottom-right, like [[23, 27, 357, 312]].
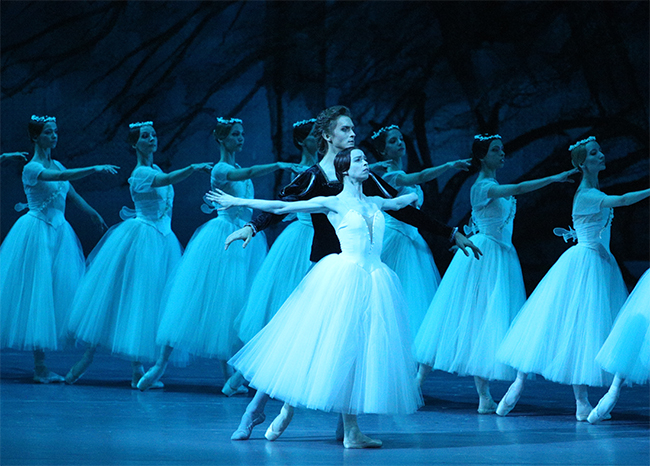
[[19, 161, 70, 227], [572, 188, 613, 253], [468, 179, 516, 246], [210, 162, 255, 226], [120, 165, 174, 235], [334, 207, 385, 273]]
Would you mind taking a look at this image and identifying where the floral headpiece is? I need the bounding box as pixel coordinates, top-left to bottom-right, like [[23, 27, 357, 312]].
[[293, 118, 316, 128], [31, 115, 56, 123], [129, 121, 154, 129], [371, 124, 400, 140], [216, 117, 243, 125], [473, 134, 501, 141], [568, 136, 596, 152]]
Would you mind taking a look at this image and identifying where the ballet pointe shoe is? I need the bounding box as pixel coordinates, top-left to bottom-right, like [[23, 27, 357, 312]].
[[137, 363, 167, 391], [496, 382, 523, 417], [335, 414, 344, 442], [265, 405, 294, 441], [65, 353, 95, 385], [478, 396, 497, 414], [131, 364, 164, 390], [575, 400, 594, 422], [231, 412, 266, 440], [343, 427, 383, 449], [222, 377, 248, 397], [587, 391, 618, 424], [33, 370, 65, 384]]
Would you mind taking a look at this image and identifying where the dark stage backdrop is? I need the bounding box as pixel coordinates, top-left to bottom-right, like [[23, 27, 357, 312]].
[[1, 1, 648, 292]]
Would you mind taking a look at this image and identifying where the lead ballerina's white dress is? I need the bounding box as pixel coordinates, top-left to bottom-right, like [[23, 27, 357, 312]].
[[65, 165, 181, 363], [1, 161, 84, 351], [497, 187, 628, 386], [414, 178, 523, 381], [380, 171, 440, 338], [229, 201, 422, 415], [235, 212, 313, 344], [155, 162, 267, 360]]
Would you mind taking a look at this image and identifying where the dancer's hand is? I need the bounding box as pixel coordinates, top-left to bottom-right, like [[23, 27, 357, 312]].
[[225, 226, 253, 250], [0, 152, 29, 162], [554, 168, 580, 183], [206, 188, 238, 210], [90, 211, 108, 232], [449, 158, 471, 171], [94, 164, 120, 175], [278, 162, 305, 174], [455, 232, 482, 260], [192, 162, 214, 174]]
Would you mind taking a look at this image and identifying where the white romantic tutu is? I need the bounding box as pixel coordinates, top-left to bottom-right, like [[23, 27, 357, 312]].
[[64, 219, 182, 362], [497, 243, 628, 386], [236, 216, 313, 343], [156, 216, 266, 360], [1, 214, 85, 351], [381, 218, 440, 339], [596, 269, 649, 385], [229, 252, 422, 415], [414, 234, 524, 381]]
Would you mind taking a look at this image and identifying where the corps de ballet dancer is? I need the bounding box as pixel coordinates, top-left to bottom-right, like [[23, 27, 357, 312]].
[[496, 136, 649, 420], [222, 105, 481, 443], [587, 268, 649, 423], [137, 117, 301, 392], [227, 119, 318, 381], [369, 124, 471, 337], [207, 147, 422, 449], [63, 121, 212, 388], [0, 115, 118, 383], [414, 133, 578, 413]]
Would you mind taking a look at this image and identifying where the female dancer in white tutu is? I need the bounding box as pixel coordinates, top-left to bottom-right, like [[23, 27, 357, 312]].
[[64, 121, 212, 388], [207, 147, 422, 449], [414, 134, 577, 414], [496, 136, 649, 420], [588, 269, 649, 423], [137, 117, 300, 392], [221, 119, 318, 392], [1, 115, 117, 383], [369, 124, 470, 337]]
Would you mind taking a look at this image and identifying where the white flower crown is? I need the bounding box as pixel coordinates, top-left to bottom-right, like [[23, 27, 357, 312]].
[[216, 117, 243, 125], [371, 124, 400, 140], [129, 121, 154, 129], [473, 134, 501, 141], [293, 118, 316, 128], [568, 136, 596, 152], [31, 115, 56, 123]]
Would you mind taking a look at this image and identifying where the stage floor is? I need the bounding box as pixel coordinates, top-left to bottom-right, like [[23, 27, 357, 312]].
[[1, 348, 648, 465]]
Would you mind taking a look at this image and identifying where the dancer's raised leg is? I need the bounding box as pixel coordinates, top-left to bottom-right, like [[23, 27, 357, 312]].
[[588, 374, 622, 423], [265, 403, 294, 441], [496, 371, 525, 416]]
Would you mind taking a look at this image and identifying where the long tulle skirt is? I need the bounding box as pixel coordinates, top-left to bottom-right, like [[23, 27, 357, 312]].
[[381, 225, 440, 339], [229, 253, 422, 415], [64, 219, 182, 363], [1, 214, 84, 351], [497, 244, 628, 386], [596, 269, 649, 385], [156, 217, 267, 360], [236, 220, 313, 343], [414, 235, 525, 381]]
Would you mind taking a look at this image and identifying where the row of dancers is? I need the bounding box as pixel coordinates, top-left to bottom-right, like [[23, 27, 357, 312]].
[[0, 107, 648, 449]]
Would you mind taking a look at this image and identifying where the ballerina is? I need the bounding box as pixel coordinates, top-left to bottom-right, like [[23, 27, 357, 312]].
[[0, 115, 117, 383], [207, 147, 423, 449], [369, 124, 470, 337], [414, 134, 578, 414], [587, 268, 649, 423], [222, 106, 481, 442], [137, 117, 301, 392], [496, 136, 649, 420], [64, 121, 212, 388]]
